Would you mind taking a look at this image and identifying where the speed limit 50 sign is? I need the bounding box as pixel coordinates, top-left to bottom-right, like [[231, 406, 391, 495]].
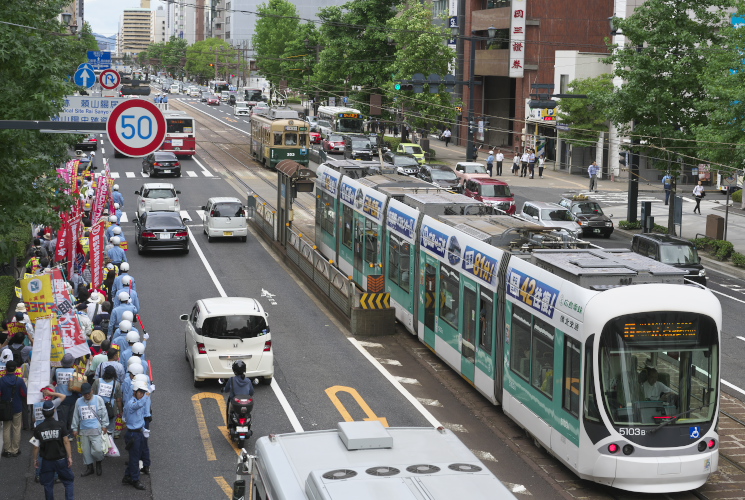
[[106, 100, 166, 157]]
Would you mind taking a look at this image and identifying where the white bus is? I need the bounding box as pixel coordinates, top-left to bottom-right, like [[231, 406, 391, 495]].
[[231, 421, 517, 500], [316, 106, 365, 135], [169, 83, 180, 94]]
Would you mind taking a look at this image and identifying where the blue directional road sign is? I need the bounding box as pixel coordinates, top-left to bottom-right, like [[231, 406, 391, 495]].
[[74, 67, 96, 88], [87, 51, 112, 70]]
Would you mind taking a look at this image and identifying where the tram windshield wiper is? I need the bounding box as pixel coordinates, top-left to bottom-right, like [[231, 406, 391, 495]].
[[648, 404, 710, 434]]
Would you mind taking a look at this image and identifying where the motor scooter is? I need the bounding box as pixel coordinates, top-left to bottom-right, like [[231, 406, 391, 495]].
[[228, 395, 254, 448]]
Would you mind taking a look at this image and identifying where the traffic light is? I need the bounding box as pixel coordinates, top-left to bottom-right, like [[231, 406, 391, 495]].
[[444, 74, 456, 93], [528, 99, 557, 109], [209, 63, 214, 67], [395, 82, 414, 91], [428, 74, 440, 94]]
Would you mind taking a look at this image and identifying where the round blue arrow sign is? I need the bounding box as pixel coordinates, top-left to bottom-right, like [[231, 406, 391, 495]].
[[77, 63, 94, 72], [74, 68, 96, 88]]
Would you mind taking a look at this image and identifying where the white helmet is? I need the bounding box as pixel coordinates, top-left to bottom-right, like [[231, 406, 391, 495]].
[[114, 203, 120, 209], [122, 310, 134, 322], [111, 236, 121, 245], [133, 374, 149, 384], [121, 275, 132, 286], [112, 226, 122, 235], [119, 320, 132, 333], [128, 364, 144, 376], [106, 263, 114, 271], [131, 342, 145, 355], [108, 215, 117, 223], [127, 356, 142, 366], [120, 262, 130, 272], [125, 331, 139, 343], [118, 291, 130, 303], [133, 380, 149, 392], [113, 184, 119, 191]]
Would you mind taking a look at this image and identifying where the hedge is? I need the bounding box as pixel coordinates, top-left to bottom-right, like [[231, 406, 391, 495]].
[[692, 237, 735, 261], [733, 189, 742, 203], [0, 276, 16, 317], [733, 252, 745, 268], [618, 220, 642, 230]]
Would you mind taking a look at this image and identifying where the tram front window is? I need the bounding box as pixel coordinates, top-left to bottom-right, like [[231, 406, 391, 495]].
[[599, 312, 718, 427]]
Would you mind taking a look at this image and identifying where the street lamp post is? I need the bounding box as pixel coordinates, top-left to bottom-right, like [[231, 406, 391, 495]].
[[451, 25, 496, 161]]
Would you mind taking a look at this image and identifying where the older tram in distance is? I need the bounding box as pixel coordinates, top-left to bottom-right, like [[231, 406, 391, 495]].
[[313, 164, 722, 493], [249, 108, 310, 169]]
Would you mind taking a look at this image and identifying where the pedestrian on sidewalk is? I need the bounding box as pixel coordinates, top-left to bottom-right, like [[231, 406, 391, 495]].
[[495, 149, 504, 175], [520, 150, 529, 177], [528, 149, 536, 179], [442, 127, 451, 147], [662, 173, 672, 205], [538, 154, 545, 178], [486, 151, 494, 177], [512, 151, 520, 175], [588, 161, 600, 192], [71, 383, 109, 477], [693, 181, 705, 214], [0, 360, 27, 458], [32, 400, 75, 499]]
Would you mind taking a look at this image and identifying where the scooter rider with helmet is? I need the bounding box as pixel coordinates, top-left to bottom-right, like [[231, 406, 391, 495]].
[[221, 361, 254, 423]]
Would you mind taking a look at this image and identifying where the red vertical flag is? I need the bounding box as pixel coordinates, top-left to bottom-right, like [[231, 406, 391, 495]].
[[55, 217, 70, 263], [89, 220, 105, 287]]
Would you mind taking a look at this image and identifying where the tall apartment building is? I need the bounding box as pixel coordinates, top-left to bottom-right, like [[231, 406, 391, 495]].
[[119, 8, 153, 56], [153, 6, 167, 44], [164, 0, 209, 44]]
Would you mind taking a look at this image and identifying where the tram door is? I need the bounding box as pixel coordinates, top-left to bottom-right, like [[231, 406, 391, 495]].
[[422, 258, 437, 347], [353, 218, 364, 280], [352, 214, 380, 289], [461, 280, 477, 382]]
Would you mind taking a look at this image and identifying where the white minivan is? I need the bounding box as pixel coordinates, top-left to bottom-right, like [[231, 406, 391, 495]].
[[181, 297, 273, 386], [202, 197, 248, 242]]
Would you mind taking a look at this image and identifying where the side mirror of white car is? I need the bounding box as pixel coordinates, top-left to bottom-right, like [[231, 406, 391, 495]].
[[179, 314, 189, 321]]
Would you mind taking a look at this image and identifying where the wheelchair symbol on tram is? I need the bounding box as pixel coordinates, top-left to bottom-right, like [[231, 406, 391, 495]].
[[689, 426, 701, 439]]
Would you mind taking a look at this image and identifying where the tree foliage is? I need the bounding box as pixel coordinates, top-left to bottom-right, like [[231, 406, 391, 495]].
[[187, 38, 240, 83], [555, 74, 614, 147], [0, 0, 92, 262], [140, 37, 188, 78], [385, 1, 457, 130], [279, 23, 320, 96], [253, 0, 301, 89]]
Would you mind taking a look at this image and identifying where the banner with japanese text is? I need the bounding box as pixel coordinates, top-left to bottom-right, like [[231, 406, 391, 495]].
[[49, 268, 89, 358], [50, 318, 65, 365], [90, 220, 105, 287], [55, 217, 70, 263], [93, 169, 110, 222], [27, 317, 54, 405], [68, 214, 82, 276], [20, 273, 55, 323]]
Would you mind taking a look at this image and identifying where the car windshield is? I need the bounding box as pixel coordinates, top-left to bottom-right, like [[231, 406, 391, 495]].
[[328, 135, 343, 143], [212, 202, 244, 217], [463, 165, 487, 174], [235, 102, 249, 108], [572, 202, 604, 215], [144, 213, 182, 228], [431, 169, 457, 181], [351, 140, 370, 149], [481, 184, 512, 197], [201, 315, 268, 339], [541, 208, 572, 221], [597, 312, 718, 427], [403, 145, 423, 155], [338, 118, 363, 133], [393, 156, 419, 167], [659, 244, 700, 265], [317, 120, 332, 128], [143, 188, 175, 199]]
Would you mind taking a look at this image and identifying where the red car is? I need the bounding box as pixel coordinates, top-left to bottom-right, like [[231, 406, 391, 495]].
[[310, 131, 322, 144], [207, 95, 220, 106], [463, 178, 516, 214], [322, 134, 344, 154]]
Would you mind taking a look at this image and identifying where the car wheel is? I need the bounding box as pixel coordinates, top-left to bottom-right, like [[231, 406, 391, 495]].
[[183, 244, 190, 254], [240, 236, 247, 242], [603, 232, 612, 239], [137, 237, 145, 255], [177, 170, 182, 177], [260, 376, 273, 385], [207, 235, 213, 243]]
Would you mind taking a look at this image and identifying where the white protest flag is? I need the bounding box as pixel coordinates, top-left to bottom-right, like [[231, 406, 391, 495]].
[[27, 317, 53, 405]]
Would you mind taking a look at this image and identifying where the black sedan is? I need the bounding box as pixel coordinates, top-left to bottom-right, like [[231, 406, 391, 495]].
[[75, 134, 99, 151], [134, 211, 190, 254], [142, 152, 181, 177], [383, 152, 420, 176]]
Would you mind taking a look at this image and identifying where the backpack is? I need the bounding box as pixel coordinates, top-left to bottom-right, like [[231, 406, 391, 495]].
[[8, 344, 24, 365]]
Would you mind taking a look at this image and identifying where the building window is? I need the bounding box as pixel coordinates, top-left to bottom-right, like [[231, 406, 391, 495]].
[[227, 2, 231, 9], [432, 0, 447, 17], [216, 23, 222, 30], [560, 74, 569, 94], [227, 16, 230, 24], [486, 0, 511, 8]]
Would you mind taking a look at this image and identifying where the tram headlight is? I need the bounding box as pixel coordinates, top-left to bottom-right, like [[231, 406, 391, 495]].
[[698, 441, 707, 452], [708, 439, 717, 449], [622, 444, 634, 455], [607, 443, 619, 454]]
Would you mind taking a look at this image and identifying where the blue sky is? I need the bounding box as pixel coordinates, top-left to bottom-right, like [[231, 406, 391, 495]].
[[85, 0, 165, 37]]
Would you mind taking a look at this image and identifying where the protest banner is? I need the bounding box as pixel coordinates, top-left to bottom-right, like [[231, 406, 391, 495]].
[[90, 220, 105, 287], [20, 273, 55, 322], [27, 317, 54, 405], [49, 268, 89, 358]]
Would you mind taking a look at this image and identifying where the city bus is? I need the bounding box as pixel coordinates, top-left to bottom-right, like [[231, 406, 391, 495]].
[[160, 111, 196, 158], [249, 108, 309, 169], [231, 421, 517, 500], [241, 87, 266, 104], [316, 106, 364, 135], [210, 80, 230, 94]]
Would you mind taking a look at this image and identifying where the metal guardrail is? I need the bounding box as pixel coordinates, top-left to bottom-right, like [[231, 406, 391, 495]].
[[251, 193, 354, 317]]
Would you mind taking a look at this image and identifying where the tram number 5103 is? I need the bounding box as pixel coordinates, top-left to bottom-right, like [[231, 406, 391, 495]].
[[619, 428, 646, 436]]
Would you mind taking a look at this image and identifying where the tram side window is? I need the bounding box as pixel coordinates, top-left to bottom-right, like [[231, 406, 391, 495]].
[[321, 192, 335, 235], [399, 242, 410, 291], [388, 234, 410, 292], [274, 132, 283, 145], [532, 318, 554, 398], [439, 265, 460, 329], [315, 195, 323, 227], [479, 294, 493, 353], [584, 336, 601, 422], [563, 338, 581, 417], [342, 205, 353, 249], [285, 133, 297, 146], [510, 307, 532, 381], [364, 218, 377, 263]]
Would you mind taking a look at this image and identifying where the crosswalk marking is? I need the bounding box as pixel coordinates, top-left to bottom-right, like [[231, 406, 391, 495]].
[[106, 170, 214, 179], [202, 170, 214, 177], [179, 210, 191, 221], [187, 170, 198, 177], [110, 172, 120, 179], [119, 212, 129, 223], [125, 172, 136, 178], [195, 210, 205, 221]]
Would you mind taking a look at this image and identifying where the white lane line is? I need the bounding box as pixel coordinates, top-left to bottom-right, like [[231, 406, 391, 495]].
[[119, 212, 129, 223], [110, 172, 120, 179], [416, 398, 442, 407], [187, 226, 304, 433], [191, 156, 213, 176], [357, 341, 383, 348], [376, 358, 402, 366], [442, 422, 468, 433], [142, 172, 150, 177], [723, 379, 745, 397], [195, 210, 205, 221], [125, 172, 135, 178], [470, 450, 497, 462], [348, 338, 440, 428], [504, 483, 532, 496], [393, 376, 420, 385], [179, 210, 191, 221], [178, 100, 251, 137], [186, 170, 198, 177], [737, 336, 745, 342], [710, 289, 745, 304], [201, 171, 214, 177]]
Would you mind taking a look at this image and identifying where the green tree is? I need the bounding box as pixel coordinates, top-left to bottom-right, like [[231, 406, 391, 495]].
[[253, 0, 300, 88], [0, 0, 85, 262], [385, 1, 457, 131], [279, 23, 319, 96], [314, 0, 401, 115], [161, 36, 188, 79], [187, 38, 238, 82], [605, 0, 739, 232], [555, 74, 614, 148]]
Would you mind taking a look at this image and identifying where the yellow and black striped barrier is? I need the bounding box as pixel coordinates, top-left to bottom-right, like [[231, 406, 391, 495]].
[[359, 292, 390, 310]]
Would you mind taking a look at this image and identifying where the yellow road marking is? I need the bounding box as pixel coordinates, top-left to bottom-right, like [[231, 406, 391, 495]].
[[191, 392, 228, 461], [214, 476, 233, 498], [325, 385, 389, 427]]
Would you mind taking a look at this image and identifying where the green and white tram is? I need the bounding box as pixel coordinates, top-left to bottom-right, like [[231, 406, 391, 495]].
[[314, 168, 723, 493], [249, 108, 310, 169]]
